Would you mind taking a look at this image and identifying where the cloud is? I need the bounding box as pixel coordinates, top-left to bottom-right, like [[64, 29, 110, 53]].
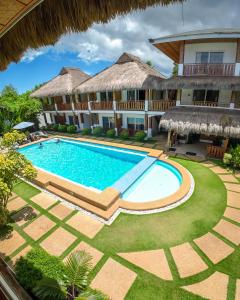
[[22, 0, 240, 76], [21, 49, 46, 62]]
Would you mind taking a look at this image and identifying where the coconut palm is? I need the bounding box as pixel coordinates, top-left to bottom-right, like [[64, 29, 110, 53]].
[[33, 250, 108, 300]]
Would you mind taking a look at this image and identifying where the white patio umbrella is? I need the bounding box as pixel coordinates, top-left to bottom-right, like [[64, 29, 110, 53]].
[[13, 122, 34, 130]]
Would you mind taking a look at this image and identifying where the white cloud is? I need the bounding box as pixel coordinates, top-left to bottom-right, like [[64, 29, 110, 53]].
[[21, 49, 45, 63]]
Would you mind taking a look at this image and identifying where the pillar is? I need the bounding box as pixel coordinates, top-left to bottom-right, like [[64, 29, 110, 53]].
[[147, 116, 152, 138], [167, 130, 172, 147]]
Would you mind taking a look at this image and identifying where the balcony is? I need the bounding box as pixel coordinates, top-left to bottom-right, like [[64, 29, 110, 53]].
[[183, 63, 235, 76], [57, 103, 72, 111], [116, 101, 145, 111], [74, 102, 88, 110], [148, 100, 176, 111], [91, 101, 113, 110], [43, 104, 55, 111], [193, 101, 218, 107]]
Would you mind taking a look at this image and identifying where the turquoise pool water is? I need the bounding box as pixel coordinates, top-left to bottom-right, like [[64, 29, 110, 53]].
[[19, 138, 146, 190]]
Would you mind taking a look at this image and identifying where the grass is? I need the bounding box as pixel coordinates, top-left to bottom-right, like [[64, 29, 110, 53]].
[[1, 158, 238, 299]]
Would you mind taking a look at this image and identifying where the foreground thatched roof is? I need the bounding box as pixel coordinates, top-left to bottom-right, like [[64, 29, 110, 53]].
[[31, 67, 90, 97], [155, 76, 240, 90], [160, 106, 240, 138], [0, 0, 182, 71], [75, 52, 165, 93]]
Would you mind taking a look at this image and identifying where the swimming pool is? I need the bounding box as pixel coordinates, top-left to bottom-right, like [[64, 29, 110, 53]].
[[19, 138, 146, 190]]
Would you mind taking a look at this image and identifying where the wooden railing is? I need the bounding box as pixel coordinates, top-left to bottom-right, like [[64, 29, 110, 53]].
[[193, 101, 218, 107], [43, 104, 55, 111], [148, 100, 176, 111], [91, 101, 113, 110], [74, 102, 88, 110], [57, 103, 72, 110], [116, 101, 145, 111], [183, 63, 235, 76], [207, 145, 225, 158]]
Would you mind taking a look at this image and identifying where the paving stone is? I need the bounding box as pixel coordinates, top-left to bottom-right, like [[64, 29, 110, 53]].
[[40, 227, 77, 256], [91, 258, 137, 300], [10, 245, 32, 266], [31, 192, 57, 209], [131, 142, 144, 146], [211, 166, 230, 174], [224, 183, 240, 193], [213, 219, 240, 245], [142, 143, 155, 148], [201, 161, 215, 168], [118, 249, 172, 280], [65, 241, 103, 267], [218, 174, 239, 183], [7, 197, 26, 213], [66, 212, 104, 239], [49, 203, 73, 220], [11, 206, 39, 226], [182, 272, 228, 300], [236, 279, 240, 300], [170, 243, 208, 278], [9, 192, 18, 201], [224, 207, 240, 223], [23, 215, 56, 240], [155, 145, 164, 150], [194, 232, 234, 264], [0, 231, 25, 257], [227, 191, 240, 208]]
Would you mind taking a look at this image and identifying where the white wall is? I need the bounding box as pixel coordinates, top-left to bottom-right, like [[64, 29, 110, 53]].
[[122, 114, 144, 128], [181, 89, 193, 105], [184, 42, 237, 64], [219, 90, 232, 106]]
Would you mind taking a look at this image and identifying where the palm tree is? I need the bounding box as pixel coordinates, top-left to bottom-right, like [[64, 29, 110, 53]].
[[33, 250, 108, 300]]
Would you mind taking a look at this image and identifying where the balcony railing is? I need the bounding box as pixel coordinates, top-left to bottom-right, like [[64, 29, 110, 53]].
[[91, 101, 113, 110], [183, 63, 235, 76], [193, 101, 218, 107], [74, 102, 88, 110], [43, 104, 55, 111], [57, 103, 72, 111], [116, 101, 145, 111], [148, 100, 176, 111]]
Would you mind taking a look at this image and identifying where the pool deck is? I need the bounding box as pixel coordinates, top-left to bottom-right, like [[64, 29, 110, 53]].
[[21, 136, 192, 221]]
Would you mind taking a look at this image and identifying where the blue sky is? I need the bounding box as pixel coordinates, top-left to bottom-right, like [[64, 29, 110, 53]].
[[1, 0, 240, 94]]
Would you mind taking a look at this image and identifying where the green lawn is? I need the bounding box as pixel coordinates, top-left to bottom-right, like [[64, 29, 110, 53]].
[[4, 158, 239, 299]]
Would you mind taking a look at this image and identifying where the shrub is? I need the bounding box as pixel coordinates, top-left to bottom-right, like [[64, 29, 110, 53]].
[[230, 145, 240, 169], [81, 127, 92, 135], [52, 124, 59, 131], [106, 129, 116, 138], [58, 124, 67, 132], [135, 130, 146, 142], [223, 153, 232, 165], [67, 125, 77, 133], [120, 129, 129, 140], [93, 126, 103, 137], [15, 248, 65, 292]]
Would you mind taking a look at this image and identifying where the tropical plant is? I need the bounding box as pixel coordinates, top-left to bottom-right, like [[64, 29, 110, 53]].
[[223, 145, 240, 171], [33, 250, 108, 300], [58, 124, 68, 132], [134, 130, 146, 142], [172, 63, 178, 77], [67, 125, 77, 133], [106, 129, 116, 138], [223, 153, 232, 165], [81, 128, 92, 136], [120, 129, 129, 140], [93, 127, 103, 137], [0, 131, 36, 226]]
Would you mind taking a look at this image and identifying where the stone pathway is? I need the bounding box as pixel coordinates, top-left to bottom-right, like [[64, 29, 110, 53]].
[[227, 191, 240, 208], [224, 206, 240, 223], [23, 215, 56, 240], [10, 245, 32, 266], [182, 272, 229, 300], [0, 231, 25, 257], [49, 203, 73, 220], [118, 249, 172, 280], [90, 258, 137, 300], [7, 197, 27, 213], [31, 192, 57, 209], [236, 280, 240, 300], [11, 206, 39, 226], [213, 219, 240, 245]]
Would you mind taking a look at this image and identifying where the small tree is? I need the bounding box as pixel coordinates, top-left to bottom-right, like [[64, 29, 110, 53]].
[[172, 63, 178, 77], [0, 131, 37, 226]]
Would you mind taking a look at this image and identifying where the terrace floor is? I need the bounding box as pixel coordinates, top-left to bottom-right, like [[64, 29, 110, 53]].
[[0, 158, 240, 299]]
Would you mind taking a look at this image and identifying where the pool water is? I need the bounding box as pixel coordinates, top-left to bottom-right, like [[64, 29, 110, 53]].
[[122, 161, 182, 202], [19, 139, 145, 190]]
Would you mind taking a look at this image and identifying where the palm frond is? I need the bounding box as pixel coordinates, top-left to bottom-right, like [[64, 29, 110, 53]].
[[33, 277, 67, 300], [76, 288, 109, 300], [65, 250, 93, 290]]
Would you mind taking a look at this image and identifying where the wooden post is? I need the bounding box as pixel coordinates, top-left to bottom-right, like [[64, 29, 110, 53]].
[[167, 130, 172, 147]]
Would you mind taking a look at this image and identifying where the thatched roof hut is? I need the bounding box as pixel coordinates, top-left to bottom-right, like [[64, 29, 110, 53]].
[[0, 0, 182, 71], [31, 67, 90, 98], [160, 106, 240, 138], [75, 52, 165, 93], [154, 76, 240, 90]]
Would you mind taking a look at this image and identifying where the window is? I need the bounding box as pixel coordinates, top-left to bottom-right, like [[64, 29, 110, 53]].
[[102, 116, 114, 129], [100, 92, 107, 101], [192, 90, 219, 103], [152, 90, 164, 100], [68, 115, 74, 125], [127, 90, 135, 101], [137, 90, 145, 100], [127, 117, 144, 131], [65, 95, 71, 103], [108, 92, 113, 101], [196, 52, 224, 64], [206, 90, 219, 102], [193, 90, 206, 101]]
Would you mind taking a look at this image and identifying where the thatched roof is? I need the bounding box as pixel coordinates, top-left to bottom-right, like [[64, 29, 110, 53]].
[[31, 67, 90, 98], [155, 76, 240, 90], [160, 106, 240, 138], [75, 52, 165, 93], [0, 0, 182, 71]]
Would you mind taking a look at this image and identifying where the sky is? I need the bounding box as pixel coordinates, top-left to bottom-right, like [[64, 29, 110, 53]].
[[1, 0, 240, 94]]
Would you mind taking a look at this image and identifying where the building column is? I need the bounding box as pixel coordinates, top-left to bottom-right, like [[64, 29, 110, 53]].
[[166, 130, 172, 147], [147, 116, 152, 138]]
